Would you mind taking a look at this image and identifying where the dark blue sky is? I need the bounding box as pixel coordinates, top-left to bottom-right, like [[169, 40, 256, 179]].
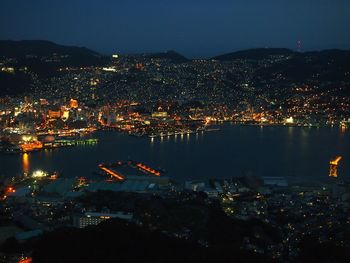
[[1, 0, 350, 57]]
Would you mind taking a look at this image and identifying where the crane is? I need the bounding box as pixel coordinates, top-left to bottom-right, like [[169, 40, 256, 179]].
[[329, 156, 342, 178]]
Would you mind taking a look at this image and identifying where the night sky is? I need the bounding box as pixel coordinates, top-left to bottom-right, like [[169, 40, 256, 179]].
[[1, 0, 350, 57]]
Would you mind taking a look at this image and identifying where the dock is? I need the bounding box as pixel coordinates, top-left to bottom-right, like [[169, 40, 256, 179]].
[[98, 161, 164, 181]]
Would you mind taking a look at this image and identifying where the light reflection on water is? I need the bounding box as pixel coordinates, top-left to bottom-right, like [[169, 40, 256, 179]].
[[22, 153, 29, 175]]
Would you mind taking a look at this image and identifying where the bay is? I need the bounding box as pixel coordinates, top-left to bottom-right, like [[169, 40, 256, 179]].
[[0, 124, 349, 182]]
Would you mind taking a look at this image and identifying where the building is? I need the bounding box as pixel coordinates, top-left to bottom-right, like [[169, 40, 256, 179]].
[[61, 110, 70, 121], [185, 180, 205, 192], [48, 108, 61, 119], [204, 188, 219, 198], [70, 99, 79, 109], [74, 212, 133, 228], [39, 98, 49, 106], [152, 111, 168, 118]]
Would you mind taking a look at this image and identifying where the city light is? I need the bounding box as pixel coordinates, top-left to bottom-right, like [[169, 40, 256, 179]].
[[18, 257, 32, 263], [0, 13, 350, 262], [98, 164, 124, 180], [32, 170, 47, 178], [285, 117, 294, 124], [22, 135, 33, 142]]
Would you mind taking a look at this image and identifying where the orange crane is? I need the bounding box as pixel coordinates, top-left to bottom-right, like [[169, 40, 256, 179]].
[[329, 156, 342, 178]]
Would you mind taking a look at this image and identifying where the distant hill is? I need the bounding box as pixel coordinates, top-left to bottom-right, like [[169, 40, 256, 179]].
[[212, 48, 350, 62], [0, 40, 107, 72], [1, 40, 350, 98], [211, 48, 350, 83], [212, 48, 295, 61], [0, 40, 108, 96], [147, 50, 189, 63], [0, 40, 99, 58], [254, 49, 350, 82]]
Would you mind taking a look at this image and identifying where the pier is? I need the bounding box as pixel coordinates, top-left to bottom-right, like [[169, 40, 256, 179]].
[[98, 161, 164, 181]]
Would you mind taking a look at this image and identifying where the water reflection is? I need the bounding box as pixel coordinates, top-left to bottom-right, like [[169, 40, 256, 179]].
[[22, 153, 30, 175]]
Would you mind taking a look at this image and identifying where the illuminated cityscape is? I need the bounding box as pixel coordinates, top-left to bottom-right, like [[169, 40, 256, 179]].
[[1, 1, 350, 263]]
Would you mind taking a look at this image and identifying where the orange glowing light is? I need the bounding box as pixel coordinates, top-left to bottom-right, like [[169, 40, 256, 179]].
[[20, 141, 43, 152], [329, 156, 342, 178], [18, 257, 32, 263], [48, 109, 61, 119], [49, 174, 58, 180], [6, 187, 15, 193], [136, 163, 161, 176], [330, 156, 342, 165], [22, 153, 30, 174], [98, 164, 124, 180], [70, 99, 79, 109]]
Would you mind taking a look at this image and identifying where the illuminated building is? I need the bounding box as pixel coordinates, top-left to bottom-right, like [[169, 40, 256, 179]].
[[48, 109, 61, 119], [285, 117, 294, 124], [90, 79, 99, 86], [39, 98, 49, 106], [20, 141, 43, 152], [14, 107, 21, 117], [74, 212, 133, 228], [152, 111, 168, 118], [70, 99, 79, 109], [102, 67, 117, 72], [21, 135, 34, 142], [32, 170, 48, 178], [61, 110, 70, 121], [1, 67, 15, 73], [329, 156, 342, 178]]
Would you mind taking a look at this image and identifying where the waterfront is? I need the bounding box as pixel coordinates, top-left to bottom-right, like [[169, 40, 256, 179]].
[[0, 124, 349, 182]]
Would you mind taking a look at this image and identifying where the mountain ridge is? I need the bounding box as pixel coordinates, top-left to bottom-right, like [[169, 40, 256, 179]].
[[1, 40, 350, 60], [0, 40, 99, 58], [146, 50, 189, 63]]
